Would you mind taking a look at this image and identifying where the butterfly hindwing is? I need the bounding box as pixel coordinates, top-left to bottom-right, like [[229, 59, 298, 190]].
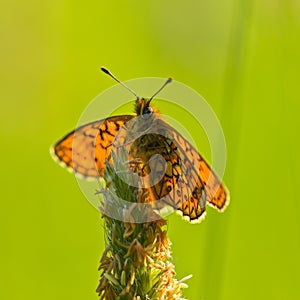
[[166, 121, 229, 214], [147, 135, 207, 223], [139, 119, 228, 222]]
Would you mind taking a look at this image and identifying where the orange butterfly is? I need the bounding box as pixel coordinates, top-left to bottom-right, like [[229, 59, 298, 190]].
[[51, 68, 229, 223]]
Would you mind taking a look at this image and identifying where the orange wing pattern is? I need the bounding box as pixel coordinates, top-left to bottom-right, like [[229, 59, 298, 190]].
[[166, 122, 229, 216], [51, 115, 134, 178], [143, 135, 207, 222]]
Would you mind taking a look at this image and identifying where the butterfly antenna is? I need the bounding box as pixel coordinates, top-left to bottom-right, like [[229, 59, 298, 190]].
[[147, 77, 173, 104], [101, 67, 140, 99]]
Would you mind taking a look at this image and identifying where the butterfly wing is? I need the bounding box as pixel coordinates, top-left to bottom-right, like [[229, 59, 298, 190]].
[[140, 119, 229, 223], [141, 135, 206, 223], [165, 121, 229, 215], [51, 115, 134, 178]]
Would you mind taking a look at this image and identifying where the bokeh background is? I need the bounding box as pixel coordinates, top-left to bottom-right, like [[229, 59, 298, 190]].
[[1, 1, 300, 299]]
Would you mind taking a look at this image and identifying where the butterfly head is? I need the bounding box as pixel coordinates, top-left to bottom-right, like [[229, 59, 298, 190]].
[[135, 98, 156, 116], [134, 77, 173, 116]]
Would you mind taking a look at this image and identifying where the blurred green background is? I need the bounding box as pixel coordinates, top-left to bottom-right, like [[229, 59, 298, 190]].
[[1, 1, 300, 299]]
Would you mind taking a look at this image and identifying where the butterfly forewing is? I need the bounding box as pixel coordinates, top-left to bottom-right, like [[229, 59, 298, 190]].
[[52, 115, 134, 178]]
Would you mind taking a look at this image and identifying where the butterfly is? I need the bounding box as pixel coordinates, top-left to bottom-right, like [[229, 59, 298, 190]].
[[51, 67, 229, 223]]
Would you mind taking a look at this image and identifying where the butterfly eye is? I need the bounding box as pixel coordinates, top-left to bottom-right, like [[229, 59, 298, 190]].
[[143, 106, 153, 115]]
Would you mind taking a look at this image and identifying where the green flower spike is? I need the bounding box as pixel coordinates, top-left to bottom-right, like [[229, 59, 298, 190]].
[[96, 148, 190, 300]]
